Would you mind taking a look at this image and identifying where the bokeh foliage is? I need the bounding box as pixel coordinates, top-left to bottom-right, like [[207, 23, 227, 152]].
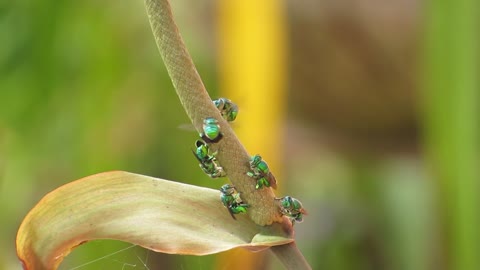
[[2, 1, 220, 269]]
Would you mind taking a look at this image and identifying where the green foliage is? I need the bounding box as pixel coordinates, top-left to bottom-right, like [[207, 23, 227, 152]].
[[1, 1, 219, 269], [423, 0, 479, 269]]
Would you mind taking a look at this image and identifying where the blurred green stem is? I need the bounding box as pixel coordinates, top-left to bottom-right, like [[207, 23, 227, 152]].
[[143, 0, 310, 269], [423, 0, 479, 269]]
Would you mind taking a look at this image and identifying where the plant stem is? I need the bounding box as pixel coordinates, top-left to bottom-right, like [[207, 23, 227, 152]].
[[143, 0, 282, 226], [143, 1, 312, 268], [271, 242, 312, 270]]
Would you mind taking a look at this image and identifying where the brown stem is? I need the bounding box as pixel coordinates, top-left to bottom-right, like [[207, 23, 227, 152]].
[[143, 0, 312, 268], [143, 0, 282, 226], [271, 242, 312, 270]]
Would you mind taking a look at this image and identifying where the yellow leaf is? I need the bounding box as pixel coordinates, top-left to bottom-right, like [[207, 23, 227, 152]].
[[16, 171, 293, 270]]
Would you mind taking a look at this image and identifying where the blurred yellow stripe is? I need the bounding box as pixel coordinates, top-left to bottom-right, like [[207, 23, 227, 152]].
[[216, 0, 288, 269]]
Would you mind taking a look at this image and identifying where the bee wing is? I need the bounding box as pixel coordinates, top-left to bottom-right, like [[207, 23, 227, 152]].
[[268, 172, 278, 189], [178, 123, 197, 131], [232, 193, 243, 204]]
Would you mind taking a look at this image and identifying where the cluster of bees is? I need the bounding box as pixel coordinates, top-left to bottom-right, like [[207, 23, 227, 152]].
[[192, 98, 306, 225]]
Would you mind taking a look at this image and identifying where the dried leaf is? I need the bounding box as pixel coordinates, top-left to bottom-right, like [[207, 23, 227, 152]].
[[16, 171, 293, 270]]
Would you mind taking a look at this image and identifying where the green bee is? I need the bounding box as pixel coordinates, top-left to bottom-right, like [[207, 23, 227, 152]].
[[200, 117, 223, 143], [213, 98, 238, 122], [246, 155, 278, 189], [220, 184, 249, 220], [192, 140, 225, 178], [276, 196, 307, 225]]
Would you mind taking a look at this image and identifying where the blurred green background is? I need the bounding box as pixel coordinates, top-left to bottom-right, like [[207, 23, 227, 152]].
[[1, 0, 478, 270]]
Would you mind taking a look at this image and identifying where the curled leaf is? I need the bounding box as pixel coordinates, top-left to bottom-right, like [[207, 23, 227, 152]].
[[16, 171, 293, 270]]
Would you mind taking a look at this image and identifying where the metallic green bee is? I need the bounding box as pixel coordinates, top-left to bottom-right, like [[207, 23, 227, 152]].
[[213, 98, 238, 122], [192, 140, 225, 178], [220, 184, 249, 220], [246, 155, 278, 189], [200, 117, 223, 143], [276, 196, 307, 225]]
